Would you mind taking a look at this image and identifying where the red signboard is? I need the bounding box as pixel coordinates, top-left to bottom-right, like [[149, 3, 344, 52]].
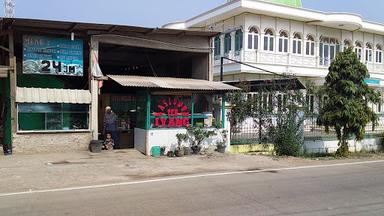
[[154, 97, 190, 128]]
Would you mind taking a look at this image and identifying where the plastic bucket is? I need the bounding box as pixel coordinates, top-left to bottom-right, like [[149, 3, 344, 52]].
[[151, 146, 161, 157]]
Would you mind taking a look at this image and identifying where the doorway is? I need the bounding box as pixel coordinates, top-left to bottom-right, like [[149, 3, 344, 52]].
[[0, 77, 11, 154]]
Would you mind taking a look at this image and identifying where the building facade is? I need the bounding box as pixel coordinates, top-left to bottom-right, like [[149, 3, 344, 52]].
[[164, 0, 384, 152], [0, 18, 235, 155], [165, 0, 384, 92]]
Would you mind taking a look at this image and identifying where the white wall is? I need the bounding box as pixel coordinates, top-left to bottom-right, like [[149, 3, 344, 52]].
[[134, 128, 147, 155], [147, 128, 227, 155], [304, 137, 382, 154]]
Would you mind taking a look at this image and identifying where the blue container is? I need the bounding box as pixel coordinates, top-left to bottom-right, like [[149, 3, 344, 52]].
[[151, 146, 161, 157]]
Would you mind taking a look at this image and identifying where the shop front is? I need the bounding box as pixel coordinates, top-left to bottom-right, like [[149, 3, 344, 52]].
[[1, 17, 237, 154], [102, 75, 237, 155]]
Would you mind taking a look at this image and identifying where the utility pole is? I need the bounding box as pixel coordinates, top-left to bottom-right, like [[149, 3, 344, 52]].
[[4, 0, 15, 18]]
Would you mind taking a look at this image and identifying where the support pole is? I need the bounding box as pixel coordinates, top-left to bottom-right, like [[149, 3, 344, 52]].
[[191, 94, 195, 126], [220, 57, 224, 82], [90, 37, 99, 140], [221, 93, 225, 129], [145, 91, 151, 130]]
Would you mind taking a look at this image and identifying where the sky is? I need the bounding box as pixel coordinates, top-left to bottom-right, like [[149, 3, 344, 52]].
[[1, 0, 383, 27]]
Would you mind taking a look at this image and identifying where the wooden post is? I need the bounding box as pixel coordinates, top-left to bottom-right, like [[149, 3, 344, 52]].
[[8, 31, 16, 136], [90, 37, 99, 140]]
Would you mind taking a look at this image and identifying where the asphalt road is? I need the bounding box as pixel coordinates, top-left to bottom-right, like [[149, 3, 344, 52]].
[[1, 161, 384, 216]]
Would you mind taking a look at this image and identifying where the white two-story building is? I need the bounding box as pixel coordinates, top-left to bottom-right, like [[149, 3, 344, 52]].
[[164, 0, 384, 152], [164, 0, 384, 94]]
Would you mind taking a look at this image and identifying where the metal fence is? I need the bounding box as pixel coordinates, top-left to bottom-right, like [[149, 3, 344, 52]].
[[230, 114, 384, 145]]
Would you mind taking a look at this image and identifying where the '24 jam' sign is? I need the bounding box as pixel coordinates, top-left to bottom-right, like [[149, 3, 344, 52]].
[[154, 97, 191, 128], [22, 35, 83, 76]]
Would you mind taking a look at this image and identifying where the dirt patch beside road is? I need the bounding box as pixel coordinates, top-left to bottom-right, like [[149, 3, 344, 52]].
[[0, 150, 383, 194]]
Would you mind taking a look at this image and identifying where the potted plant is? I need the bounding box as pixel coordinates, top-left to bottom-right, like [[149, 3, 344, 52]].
[[167, 150, 175, 157], [187, 126, 216, 154], [160, 146, 166, 156], [175, 133, 188, 157], [183, 146, 192, 155], [216, 129, 228, 153], [216, 141, 226, 153]]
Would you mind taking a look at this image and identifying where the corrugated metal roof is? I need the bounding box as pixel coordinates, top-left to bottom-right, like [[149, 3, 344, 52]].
[[0, 18, 219, 37], [108, 75, 240, 91], [16, 87, 91, 104]]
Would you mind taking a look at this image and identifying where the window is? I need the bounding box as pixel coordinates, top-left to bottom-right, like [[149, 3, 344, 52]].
[[319, 37, 340, 66], [278, 31, 289, 53], [214, 36, 221, 57], [366, 43, 373, 62], [263, 29, 274, 52], [18, 103, 89, 131], [343, 39, 352, 51], [376, 44, 383, 63], [150, 95, 220, 128], [305, 35, 315, 56], [235, 29, 243, 54], [224, 33, 231, 54], [354, 41, 363, 61], [247, 26, 259, 50], [292, 32, 302, 55]]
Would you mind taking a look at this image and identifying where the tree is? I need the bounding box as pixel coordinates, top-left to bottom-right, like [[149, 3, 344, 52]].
[[317, 48, 381, 157]]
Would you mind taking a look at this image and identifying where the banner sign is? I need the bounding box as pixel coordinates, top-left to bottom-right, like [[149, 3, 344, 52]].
[[364, 78, 380, 86], [154, 97, 191, 128], [23, 35, 83, 76]]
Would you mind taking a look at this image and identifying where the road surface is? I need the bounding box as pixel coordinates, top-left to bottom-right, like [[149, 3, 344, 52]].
[[1, 161, 384, 216]]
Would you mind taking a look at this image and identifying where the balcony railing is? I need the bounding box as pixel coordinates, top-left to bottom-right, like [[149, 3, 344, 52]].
[[214, 50, 384, 74]]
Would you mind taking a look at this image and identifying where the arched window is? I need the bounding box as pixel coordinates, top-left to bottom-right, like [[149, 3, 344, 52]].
[[376, 44, 383, 63], [235, 29, 243, 54], [343, 39, 352, 51], [263, 28, 274, 52], [247, 26, 259, 50], [319, 37, 340, 66], [278, 30, 289, 53], [365, 43, 373, 62], [354, 41, 363, 61], [305, 34, 315, 56], [214, 36, 221, 57], [292, 32, 302, 54], [224, 33, 232, 54]]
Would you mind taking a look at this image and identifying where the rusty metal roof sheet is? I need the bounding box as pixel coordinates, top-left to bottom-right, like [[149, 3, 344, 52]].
[[107, 75, 240, 91], [0, 18, 219, 37], [16, 87, 91, 104]]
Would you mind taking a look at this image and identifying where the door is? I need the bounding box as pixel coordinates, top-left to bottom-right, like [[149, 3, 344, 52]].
[[0, 77, 11, 153]]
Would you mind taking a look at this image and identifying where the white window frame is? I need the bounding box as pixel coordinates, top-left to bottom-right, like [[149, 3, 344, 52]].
[[365, 44, 373, 63], [354, 42, 363, 61], [292, 33, 302, 55], [278, 31, 289, 53], [247, 28, 259, 50], [305, 35, 315, 56], [263, 29, 274, 52], [319, 37, 340, 66], [376, 45, 383, 64]]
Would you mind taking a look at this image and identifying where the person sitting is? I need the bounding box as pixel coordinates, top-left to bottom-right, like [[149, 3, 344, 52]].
[[103, 133, 114, 151]]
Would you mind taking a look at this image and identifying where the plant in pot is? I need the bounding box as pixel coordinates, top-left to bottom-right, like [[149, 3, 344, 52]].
[[175, 133, 188, 157], [216, 129, 228, 153], [187, 126, 216, 154], [160, 146, 166, 156]]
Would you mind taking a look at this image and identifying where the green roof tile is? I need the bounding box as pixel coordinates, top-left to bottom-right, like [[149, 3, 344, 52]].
[[264, 0, 302, 7]]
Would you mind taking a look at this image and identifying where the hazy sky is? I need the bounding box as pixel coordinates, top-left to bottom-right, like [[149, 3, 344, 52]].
[[1, 0, 383, 27]]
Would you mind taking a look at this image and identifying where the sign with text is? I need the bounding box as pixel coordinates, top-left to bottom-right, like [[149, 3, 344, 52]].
[[153, 97, 191, 128], [23, 35, 83, 76]]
